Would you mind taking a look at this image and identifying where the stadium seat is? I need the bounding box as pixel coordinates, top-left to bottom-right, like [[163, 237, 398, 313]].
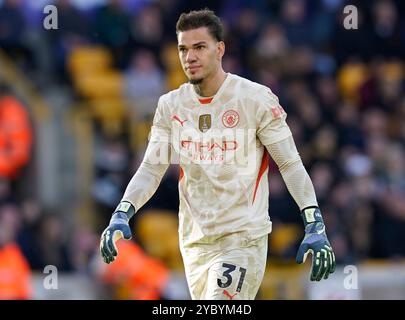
[[68, 46, 113, 77], [337, 62, 369, 102], [75, 70, 124, 99]]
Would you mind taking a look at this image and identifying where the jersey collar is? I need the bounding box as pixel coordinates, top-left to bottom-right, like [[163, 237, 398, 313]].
[[191, 72, 233, 106]]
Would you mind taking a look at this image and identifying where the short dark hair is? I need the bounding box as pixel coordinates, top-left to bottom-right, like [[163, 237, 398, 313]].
[[176, 9, 224, 42]]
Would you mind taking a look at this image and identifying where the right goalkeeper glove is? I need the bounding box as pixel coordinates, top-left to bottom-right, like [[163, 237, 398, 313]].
[[100, 201, 135, 264], [296, 207, 336, 281]]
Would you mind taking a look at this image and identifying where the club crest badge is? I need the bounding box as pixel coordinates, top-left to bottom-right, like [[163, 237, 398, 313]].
[[222, 110, 239, 128], [199, 114, 211, 132]]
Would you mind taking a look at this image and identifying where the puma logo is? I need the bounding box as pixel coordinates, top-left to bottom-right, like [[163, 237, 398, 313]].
[[171, 115, 188, 126], [223, 290, 238, 300], [316, 226, 325, 234]]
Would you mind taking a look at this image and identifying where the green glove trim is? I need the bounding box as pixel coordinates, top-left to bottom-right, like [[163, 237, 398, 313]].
[[301, 206, 324, 226], [114, 201, 136, 220]]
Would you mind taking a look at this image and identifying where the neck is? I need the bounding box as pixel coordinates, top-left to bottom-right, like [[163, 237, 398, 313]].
[[194, 69, 227, 97]]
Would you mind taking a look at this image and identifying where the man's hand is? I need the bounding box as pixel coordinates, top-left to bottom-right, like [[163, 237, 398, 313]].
[[296, 207, 336, 281], [100, 202, 135, 264]]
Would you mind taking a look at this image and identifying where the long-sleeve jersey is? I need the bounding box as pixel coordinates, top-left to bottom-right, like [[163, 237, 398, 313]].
[[122, 73, 318, 247]]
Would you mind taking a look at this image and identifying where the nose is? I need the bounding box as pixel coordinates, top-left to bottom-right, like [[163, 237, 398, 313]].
[[185, 49, 196, 63]]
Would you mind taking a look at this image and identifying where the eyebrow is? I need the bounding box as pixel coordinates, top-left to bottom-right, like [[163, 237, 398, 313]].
[[178, 41, 207, 48]]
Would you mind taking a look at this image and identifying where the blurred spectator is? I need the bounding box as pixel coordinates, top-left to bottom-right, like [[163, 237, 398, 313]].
[[19, 213, 73, 272], [95, 240, 170, 300], [70, 226, 99, 272], [310, 0, 339, 50], [0, 0, 26, 57], [0, 175, 14, 204], [294, 93, 323, 139], [311, 125, 338, 163], [331, 3, 374, 63], [315, 75, 340, 113], [123, 49, 166, 122], [49, 0, 92, 80], [362, 108, 388, 138], [280, 0, 312, 46], [371, 0, 405, 58], [357, 58, 405, 112], [93, 0, 132, 67], [0, 83, 33, 181], [335, 102, 364, 148], [223, 54, 246, 77], [0, 202, 32, 299], [130, 3, 164, 54], [255, 23, 290, 60], [310, 162, 336, 204], [55, 0, 91, 40], [92, 133, 132, 231], [229, 7, 262, 67]]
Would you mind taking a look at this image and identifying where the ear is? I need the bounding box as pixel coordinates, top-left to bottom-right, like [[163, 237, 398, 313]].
[[217, 41, 225, 60]]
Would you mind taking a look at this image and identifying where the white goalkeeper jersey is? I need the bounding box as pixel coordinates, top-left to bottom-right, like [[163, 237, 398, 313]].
[[123, 73, 294, 247]]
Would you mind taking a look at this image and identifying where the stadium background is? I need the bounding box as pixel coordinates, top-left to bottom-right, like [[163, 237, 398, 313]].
[[0, 0, 404, 299]]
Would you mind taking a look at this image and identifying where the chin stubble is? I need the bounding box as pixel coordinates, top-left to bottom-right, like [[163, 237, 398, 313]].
[[189, 78, 203, 85]]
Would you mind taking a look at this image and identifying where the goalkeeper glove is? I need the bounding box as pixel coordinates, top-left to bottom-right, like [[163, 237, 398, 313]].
[[296, 207, 336, 281], [100, 201, 135, 264]]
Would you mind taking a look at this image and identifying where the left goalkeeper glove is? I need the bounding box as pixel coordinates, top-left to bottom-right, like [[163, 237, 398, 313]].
[[296, 207, 336, 281], [100, 201, 135, 264]]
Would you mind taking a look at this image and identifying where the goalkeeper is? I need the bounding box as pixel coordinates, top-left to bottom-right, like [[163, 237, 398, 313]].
[[100, 9, 335, 300]]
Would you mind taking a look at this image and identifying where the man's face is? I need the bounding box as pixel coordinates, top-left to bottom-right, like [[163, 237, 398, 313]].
[[177, 27, 224, 85]]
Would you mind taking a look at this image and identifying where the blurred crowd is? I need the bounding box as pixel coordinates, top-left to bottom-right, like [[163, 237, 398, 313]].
[[0, 0, 404, 299]]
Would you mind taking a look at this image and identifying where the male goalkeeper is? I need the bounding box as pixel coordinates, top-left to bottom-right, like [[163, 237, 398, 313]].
[[100, 9, 336, 300]]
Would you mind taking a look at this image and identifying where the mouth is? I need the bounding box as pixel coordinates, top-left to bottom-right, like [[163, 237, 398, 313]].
[[187, 65, 201, 72]]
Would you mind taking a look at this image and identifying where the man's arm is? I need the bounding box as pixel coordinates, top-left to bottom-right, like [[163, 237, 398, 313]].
[[100, 97, 171, 264], [266, 137, 336, 281], [256, 87, 335, 281], [265, 136, 317, 211]]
